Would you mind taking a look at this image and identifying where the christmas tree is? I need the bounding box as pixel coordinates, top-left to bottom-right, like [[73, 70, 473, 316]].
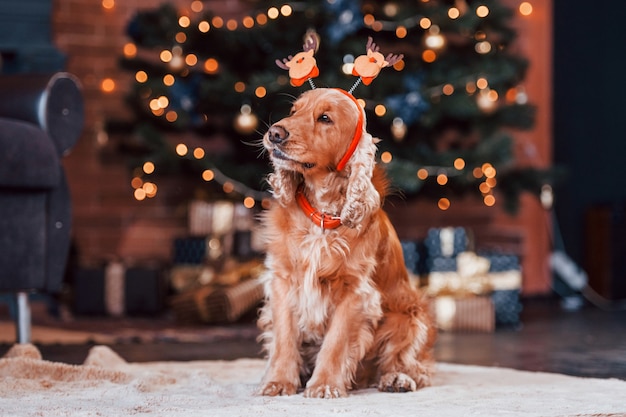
[[113, 0, 552, 213]]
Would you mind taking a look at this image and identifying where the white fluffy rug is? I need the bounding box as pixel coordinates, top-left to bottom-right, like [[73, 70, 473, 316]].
[[1, 344, 625, 417]]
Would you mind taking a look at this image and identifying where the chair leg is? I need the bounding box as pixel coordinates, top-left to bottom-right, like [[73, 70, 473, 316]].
[[16, 292, 31, 344]]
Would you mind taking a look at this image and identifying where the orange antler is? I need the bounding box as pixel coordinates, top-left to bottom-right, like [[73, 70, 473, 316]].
[[276, 30, 321, 88]]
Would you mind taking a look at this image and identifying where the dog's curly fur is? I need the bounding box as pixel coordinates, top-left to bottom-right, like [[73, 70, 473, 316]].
[[258, 88, 436, 399]]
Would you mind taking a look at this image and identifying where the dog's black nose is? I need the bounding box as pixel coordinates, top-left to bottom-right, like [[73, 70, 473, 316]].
[[268, 125, 289, 144]]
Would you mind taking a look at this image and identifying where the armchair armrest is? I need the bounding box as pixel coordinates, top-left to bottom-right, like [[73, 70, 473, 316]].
[[0, 118, 60, 189], [0, 72, 84, 156]]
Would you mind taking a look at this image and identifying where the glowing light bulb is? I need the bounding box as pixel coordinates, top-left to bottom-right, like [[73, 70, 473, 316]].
[[419, 17, 431, 29], [198, 21, 210, 32], [243, 16, 255, 28], [396, 26, 408, 39], [165, 111, 178, 122], [212, 16, 223, 28], [101, 78, 115, 93], [226, 19, 237, 30], [142, 161, 155, 174], [519, 2, 533, 16], [255, 86, 267, 98], [422, 50, 437, 63], [267, 7, 279, 19], [476, 5, 490, 17], [123, 43, 137, 58], [178, 16, 190, 28], [202, 169, 215, 181], [193, 147, 205, 159], [135, 71, 148, 83], [176, 143, 188, 156], [204, 58, 219, 73], [134, 188, 146, 201], [280, 5, 292, 16], [438, 198, 451, 210], [160, 50, 173, 63], [191, 1, 203, 12], [244, 197, 255, 208]]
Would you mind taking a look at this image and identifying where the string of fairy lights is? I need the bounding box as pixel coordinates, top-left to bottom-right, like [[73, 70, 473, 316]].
[[100, 0, 535, 211]]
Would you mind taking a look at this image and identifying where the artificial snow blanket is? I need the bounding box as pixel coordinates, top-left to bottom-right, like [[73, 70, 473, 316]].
[[1, 344, 625, 417]]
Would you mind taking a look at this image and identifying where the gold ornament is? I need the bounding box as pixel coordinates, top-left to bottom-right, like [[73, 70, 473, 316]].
[[476, 89, 498, 113], [234, 104, 258, 134], [391, 117, 407, 141]]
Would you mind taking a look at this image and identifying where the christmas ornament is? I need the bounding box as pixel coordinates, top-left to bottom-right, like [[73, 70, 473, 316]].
[[476, 89, 498, 113], [169, 46, 185, 71], [323, 0, 363, 43], [385, 72, 429, 125], [391, 117, 407, 141], [424, 26, 446, 50], [234, 104, 258, 135]]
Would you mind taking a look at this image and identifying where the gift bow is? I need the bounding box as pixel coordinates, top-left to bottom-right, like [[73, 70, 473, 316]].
[[429, 252, 494, 296]]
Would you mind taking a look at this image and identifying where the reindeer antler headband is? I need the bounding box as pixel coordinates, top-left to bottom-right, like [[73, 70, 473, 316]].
[[276, 32, 403, 171], [276, 32, 403, 92]]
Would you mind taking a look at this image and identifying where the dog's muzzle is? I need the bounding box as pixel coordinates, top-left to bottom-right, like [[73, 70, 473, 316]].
[[267, 125, 289, 144]]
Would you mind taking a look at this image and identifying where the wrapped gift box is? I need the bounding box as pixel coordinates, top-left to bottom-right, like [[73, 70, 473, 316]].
[[424, 227, 468, 258], [73, 263, 166, 316], [424, 227, 469, 273], [173, 237, 207, 265], [481, 252, 523, 326], [401, 240, 419, 274], [435, 295, 495, 332], [427, 250, 522, 331], [170, 278, 264, 324], [492, 289, 522, 326]]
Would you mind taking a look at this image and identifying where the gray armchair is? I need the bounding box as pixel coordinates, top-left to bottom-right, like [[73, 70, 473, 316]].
[[0, 72, 83, 343]]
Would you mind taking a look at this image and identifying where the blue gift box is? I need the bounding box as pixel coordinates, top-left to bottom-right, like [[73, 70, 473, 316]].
[[491, 289, 522, 326], [401, 240, 419, 274], [428, 256, 457, 272], [173, 237, 207, 264], [481, 252, 523, 326], [424, 227, 468, 259]]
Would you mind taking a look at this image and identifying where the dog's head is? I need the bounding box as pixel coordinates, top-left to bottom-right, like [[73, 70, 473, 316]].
[[263, 88, 380, 228]]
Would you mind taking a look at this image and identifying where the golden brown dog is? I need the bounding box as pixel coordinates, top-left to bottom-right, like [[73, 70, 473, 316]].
[[258, 87, 436, 398]]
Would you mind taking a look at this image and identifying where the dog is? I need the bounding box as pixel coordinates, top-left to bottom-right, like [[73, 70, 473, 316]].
[[257, 87, 436, 399]]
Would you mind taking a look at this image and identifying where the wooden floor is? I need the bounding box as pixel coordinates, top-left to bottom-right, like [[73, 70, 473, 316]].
[[1, 297, 625, 380]]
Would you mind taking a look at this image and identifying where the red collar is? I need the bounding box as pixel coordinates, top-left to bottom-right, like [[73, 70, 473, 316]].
[[293, 89, 362, 229], [334, 88, 364, 171], [295, 184, 342, 230]]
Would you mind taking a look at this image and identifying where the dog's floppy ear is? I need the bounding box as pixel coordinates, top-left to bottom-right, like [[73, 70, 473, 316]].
[[268, 169, 300, 207], [340, 128, 380, 229]]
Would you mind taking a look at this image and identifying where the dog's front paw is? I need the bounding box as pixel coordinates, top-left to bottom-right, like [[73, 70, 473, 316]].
[[303, 383, 347, 399], [378, 372, 417, 393], [258, 381, 298, 396]]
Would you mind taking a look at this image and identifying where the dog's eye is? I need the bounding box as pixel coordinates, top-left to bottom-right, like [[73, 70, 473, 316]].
[[317, 114, 332, 123]]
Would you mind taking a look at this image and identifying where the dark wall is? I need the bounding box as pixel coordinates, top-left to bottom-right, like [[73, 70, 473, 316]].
[[553, 2, 626, 267], [0, 0, 64, 73]]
